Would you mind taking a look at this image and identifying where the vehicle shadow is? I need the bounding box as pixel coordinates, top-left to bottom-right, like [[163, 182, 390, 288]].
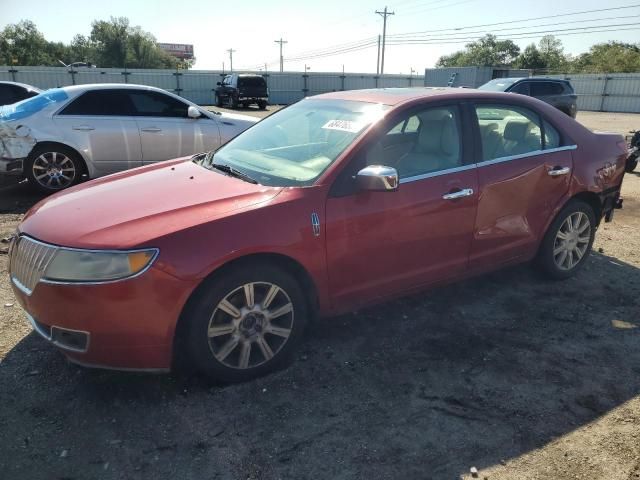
[[1, 252, 639, 479], [0, 178, 47, 215]]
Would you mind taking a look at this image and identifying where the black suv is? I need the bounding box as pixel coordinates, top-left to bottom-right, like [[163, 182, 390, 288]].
[[0, 81, 41, 106], [478, 77, 578, 118], [215, 74, 269, 110]]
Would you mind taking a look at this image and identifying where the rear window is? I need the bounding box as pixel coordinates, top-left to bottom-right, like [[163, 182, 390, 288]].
[[238, 76, 266, 88], [478, 79, 518, 92]]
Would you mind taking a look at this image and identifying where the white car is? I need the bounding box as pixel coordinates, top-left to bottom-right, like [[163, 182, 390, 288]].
[[0, 84, 257, 192]]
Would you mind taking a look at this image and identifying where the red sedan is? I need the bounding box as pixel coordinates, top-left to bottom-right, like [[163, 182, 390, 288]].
[[8, 88, 627, 382]]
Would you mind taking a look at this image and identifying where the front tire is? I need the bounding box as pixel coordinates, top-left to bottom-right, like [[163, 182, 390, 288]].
[[536, 199, 596, 279], [26, 145, 84, 193], [184, 264, 308, 382], [215, 93, 222, 108], [626, 154, 638, 173]]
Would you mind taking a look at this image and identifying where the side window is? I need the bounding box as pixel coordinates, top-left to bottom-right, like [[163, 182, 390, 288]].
[[531, 82, 563, 96], [543, 120, 561, 149], [475, 105, 542, 161], [128, 91, 188, 118], [0, 85, 16, 105], [511, 82, 530, 96], [366, 106, 462, 179], [59, 90, 134, 116]]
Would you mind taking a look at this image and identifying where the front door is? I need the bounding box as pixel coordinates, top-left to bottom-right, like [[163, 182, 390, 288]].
[[470, 103, 573, 271], [325, 104, 479, 311]]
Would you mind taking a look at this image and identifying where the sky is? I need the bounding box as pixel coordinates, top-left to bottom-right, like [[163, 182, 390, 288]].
[[1, 0, 639, 74]]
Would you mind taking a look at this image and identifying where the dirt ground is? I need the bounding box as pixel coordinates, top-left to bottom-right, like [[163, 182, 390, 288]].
[[0, 111, 639, 480]]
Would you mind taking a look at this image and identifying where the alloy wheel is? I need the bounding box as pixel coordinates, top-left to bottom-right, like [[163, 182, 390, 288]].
[[32, 151, 76, 190], [553, 211, 591, 271], [207, 282, 294, 369]]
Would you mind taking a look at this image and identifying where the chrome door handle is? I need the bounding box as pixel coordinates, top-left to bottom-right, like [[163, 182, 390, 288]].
[[72, 125, 95, 131], [442, 188, 474, 200], [141, 127, 162, 132], [548, 166, 571, 176]]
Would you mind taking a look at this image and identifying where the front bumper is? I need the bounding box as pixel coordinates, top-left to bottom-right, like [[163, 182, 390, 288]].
[[10, 265, 197, 371], [0, 157, 24, 175]]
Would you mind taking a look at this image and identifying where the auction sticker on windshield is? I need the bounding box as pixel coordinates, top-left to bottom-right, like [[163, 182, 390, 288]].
[[322, 119, 366, 133]]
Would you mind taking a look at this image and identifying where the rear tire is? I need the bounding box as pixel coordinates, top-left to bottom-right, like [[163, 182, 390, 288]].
[[626, 154, 638, 173], [258, 100, 267, 110], [230, 96, 239, 109], [26, 144, 85, 194], [183, 264, 308, 383], [536, 199, 596, 280]]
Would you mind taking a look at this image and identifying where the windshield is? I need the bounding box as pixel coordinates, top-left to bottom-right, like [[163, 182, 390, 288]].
[[0, 88, 68, 121], [201, 98, 388, 187], [478, 79, 517, 92]]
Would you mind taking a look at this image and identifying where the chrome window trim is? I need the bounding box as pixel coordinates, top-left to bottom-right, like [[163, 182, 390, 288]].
[[399, 163, 476, 184], [398, 145, 577, 184], [10, 235, 159, 292], [476, 145, 577, 168]]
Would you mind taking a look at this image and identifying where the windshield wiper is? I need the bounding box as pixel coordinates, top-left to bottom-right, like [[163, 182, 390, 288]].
[[210, 163, 258, 184]]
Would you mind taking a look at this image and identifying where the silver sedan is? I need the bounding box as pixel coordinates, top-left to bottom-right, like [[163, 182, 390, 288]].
[[0, 84, 257, 192]]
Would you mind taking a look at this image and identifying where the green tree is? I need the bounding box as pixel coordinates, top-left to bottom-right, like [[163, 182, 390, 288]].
[[538, 35, 566, 71], [0, 20, 51, 65], [514, 43, 545, 69], [435, 34, 520, 67], [571, 42, 640, 73]]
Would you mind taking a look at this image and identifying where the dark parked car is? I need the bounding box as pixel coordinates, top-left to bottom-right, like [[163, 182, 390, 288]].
[[215, 74, 269, 110], [8, 88, 626, 382], [0, 81, 41, 106], [478, 77, 578, 118]]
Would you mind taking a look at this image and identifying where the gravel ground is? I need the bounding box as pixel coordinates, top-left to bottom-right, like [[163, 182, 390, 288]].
[[0, 111, 639, 480]]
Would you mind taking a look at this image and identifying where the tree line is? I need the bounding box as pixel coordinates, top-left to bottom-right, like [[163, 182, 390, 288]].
[[436, 34, 640, 73], [0, 18, 193, 69]]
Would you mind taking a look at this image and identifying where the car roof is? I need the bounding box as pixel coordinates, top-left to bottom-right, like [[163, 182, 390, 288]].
[[0, 80, 42, 91], [57, 83, 172, 93], [505, 77, 569, 83], [313, 87, 529, 106]]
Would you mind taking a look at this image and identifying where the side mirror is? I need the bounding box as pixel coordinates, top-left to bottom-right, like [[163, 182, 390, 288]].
[[187, 106, 202, 119], [216, 82, 222, 86], [356, 165, 399, 192]]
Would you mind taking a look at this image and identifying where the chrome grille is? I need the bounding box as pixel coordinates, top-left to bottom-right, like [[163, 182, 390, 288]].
[[9, 236, 58, 295]]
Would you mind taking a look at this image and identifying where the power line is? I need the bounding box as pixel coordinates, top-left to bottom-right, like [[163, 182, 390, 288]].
[[386, 21, 640, 43], [375, 6, 395, 75], [387, 3, 640, 37]]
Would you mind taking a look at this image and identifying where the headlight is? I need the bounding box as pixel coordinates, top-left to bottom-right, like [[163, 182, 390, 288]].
[[43, 249, 158, 283]]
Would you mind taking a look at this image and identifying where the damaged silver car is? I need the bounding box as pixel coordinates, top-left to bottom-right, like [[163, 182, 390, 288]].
[[0, 84, 256, 192]]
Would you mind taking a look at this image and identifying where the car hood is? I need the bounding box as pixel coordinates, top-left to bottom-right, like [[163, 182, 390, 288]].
[[19, 158, 282, 249]]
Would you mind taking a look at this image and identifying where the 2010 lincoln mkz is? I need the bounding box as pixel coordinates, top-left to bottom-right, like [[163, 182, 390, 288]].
[[8, 88, 627, 382]]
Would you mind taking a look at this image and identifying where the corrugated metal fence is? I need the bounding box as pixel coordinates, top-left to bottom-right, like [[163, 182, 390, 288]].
[[546, 73, 640, 113], [0, 66, 424, 106]]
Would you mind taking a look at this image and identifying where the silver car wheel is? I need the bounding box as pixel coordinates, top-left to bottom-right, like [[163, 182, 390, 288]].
[[553, 211, 591, 271], [32, 152, 76, 190], [207, 282, 294, 370]]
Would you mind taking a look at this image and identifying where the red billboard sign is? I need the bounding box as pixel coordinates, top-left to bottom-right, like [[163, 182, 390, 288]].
[[158, 43, 194, 59]]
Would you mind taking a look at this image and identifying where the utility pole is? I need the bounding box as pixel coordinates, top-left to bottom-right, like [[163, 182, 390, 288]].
[[376, 35, 381, 75], [375, 6, 394, 76], [227, 49, 236, 72], [274, 38, 288, 72]]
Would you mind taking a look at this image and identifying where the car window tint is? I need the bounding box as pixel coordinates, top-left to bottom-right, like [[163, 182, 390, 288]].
[[475, 105, 542, 161], [128, 91, 188, 118], [544, 120, 561, 149], [531, 82, 563, 96], [366, 106, 462, 179], [59, 90, 134, 116], [0, 85, 16, 105], [511, 82, 530, 95], [238, 77, 266, 88]]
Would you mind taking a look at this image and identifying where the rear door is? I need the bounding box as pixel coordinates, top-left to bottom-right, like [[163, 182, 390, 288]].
[[469, 103, 573, 271], [54, 89, 142, 176], [530, 81, 564, 107], [128, 90, 221, 164]]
